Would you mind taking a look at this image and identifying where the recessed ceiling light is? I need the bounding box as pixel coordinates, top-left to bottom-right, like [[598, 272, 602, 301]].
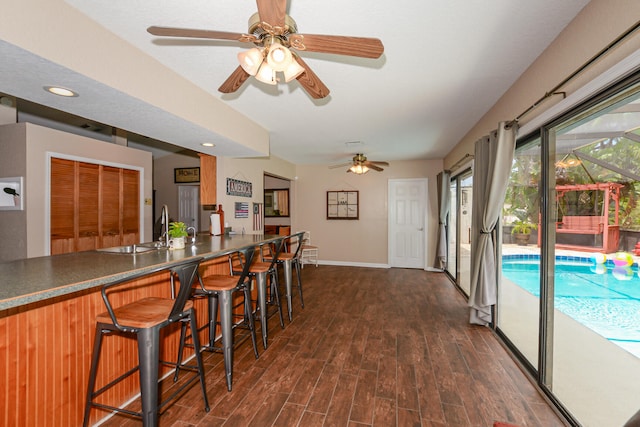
[[201, 143, 215, 147], [44, 86, 78, 97]]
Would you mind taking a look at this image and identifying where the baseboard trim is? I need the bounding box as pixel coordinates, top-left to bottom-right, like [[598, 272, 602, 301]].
[[318, 260, 390, 269], [317, 261, 445, 270]]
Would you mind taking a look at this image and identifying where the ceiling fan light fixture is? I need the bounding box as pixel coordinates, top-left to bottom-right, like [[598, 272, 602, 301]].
[[282, 58, 305, 82], [255, 62, 277, 85], [266, 39, 293, 72], [237, 48, 264, 76], [350, 164, 369, 175]]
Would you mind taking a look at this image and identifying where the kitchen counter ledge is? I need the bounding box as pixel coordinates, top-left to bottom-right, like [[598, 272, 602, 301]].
[[0, 234, 275, 311]]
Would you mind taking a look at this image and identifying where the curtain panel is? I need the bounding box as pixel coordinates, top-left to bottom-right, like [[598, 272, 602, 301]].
[[434, 170, 451, 269], [468, 121, 517, 325]]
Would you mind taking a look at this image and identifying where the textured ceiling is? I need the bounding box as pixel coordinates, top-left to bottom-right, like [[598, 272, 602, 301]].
[[2, 0, 590, 164]]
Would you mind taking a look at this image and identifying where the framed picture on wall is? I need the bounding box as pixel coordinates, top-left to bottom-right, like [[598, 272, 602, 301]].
[[174, 167, 200, 183], [327, 190, 358, 220]]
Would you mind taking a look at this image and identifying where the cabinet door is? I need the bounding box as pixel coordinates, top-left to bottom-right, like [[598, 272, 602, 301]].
[[199, 154, 217, 205], [122, 168, 140, 245], [50, 158, 76, 254], [101, 166, 122, 247], [77, 162, 99, 251]]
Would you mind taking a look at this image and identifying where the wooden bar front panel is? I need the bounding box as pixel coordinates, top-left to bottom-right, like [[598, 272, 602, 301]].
[[0, 258, 229, 426]]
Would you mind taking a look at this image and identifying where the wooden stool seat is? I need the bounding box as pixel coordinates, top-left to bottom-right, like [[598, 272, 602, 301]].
[[198, 275, 238, 292], [271, 252, 294, 261], [96, 298, 194, 329], [249, 261, 272, 273]]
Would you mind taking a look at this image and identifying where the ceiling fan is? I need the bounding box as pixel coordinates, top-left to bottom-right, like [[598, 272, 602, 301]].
[[147, 0, 384, 99], [329, 153, 389, 174]]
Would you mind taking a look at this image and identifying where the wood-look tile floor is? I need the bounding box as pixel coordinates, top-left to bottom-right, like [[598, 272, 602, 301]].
[[100, 266, 567, 427]]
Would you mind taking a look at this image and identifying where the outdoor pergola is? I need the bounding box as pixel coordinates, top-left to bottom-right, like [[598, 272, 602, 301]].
[[553, 182, 624, 253]]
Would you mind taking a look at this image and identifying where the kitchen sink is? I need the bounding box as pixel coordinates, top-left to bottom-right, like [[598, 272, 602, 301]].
[[97, 243, 163, 254]]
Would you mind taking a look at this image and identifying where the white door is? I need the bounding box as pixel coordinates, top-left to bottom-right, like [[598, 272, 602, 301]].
[[178, 185, 199, 230], [388, 178, 428, 269]]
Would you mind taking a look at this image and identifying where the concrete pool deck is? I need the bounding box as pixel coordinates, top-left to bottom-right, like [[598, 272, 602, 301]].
[[499, 244, 640, 426]]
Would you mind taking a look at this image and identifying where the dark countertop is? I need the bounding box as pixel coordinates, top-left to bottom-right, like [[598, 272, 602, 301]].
[[0, 234, 276, 311]]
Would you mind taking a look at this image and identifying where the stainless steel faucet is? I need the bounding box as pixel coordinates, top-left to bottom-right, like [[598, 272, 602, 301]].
[[187, 226, 197, 244], [160, 205, 170, 247]]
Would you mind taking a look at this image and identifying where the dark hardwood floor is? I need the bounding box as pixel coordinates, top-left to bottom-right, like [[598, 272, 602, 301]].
[[100, 265, 566, 427]]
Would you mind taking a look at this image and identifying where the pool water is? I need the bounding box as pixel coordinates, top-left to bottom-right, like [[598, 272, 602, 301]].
[[501, 256, 640, 358]]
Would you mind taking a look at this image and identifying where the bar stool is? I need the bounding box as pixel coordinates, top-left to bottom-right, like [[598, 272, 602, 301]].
[[231, 237, 285, 350], [264, 231, 306, 322], [179, 246, 259, 392], [300, 230, 319, 268], [83, 257, 208, 427]]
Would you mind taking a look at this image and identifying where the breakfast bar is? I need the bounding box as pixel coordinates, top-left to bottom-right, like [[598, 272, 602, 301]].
[[0, 233, 278, 426]]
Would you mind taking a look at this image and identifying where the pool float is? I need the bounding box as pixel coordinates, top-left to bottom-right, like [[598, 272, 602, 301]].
[[591, 253, 607, 264], [613, 252, 633, 267]]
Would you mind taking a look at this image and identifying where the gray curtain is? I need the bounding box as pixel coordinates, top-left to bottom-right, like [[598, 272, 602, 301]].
[[434, 170, 451, 269], [469, 121, 517, 325]]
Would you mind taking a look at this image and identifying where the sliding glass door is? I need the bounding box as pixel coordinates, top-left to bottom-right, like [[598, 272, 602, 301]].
[[497, 74, 640, 426], [498, 141, 542, 368], [548, 81, 640, 426]]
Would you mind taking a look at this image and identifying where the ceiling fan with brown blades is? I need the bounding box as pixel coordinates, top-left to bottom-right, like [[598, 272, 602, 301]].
[[147, 0, 384, 99], [329, 153, 389, 174]]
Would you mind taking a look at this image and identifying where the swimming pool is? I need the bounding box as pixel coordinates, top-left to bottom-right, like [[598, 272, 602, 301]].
[[501, 255, 640, 358]]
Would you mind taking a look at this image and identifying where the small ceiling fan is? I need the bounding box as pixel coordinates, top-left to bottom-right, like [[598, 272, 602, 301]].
[[329, 153, 389, 174], [147, 0, 384, 99]]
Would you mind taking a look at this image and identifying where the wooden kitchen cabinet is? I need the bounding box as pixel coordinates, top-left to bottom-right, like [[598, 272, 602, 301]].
[[199, 153, 217, 206], [50, 158, 140, 254]]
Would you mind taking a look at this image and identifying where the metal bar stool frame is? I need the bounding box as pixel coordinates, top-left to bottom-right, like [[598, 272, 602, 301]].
[[265, 231, 306, 322], [231, 236, 286, 350], [179, 246, 259, 392], [83, 257, 209, 427]]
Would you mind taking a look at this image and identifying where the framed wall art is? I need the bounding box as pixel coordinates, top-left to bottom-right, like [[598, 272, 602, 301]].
[[174, 167, 200, 183], [326, 190, 359, 220]]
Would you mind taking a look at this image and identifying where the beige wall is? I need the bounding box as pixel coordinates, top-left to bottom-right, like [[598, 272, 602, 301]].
[[153, 151, 212, 233], [293, 160, 442, 267], [445, 0, 640, 168], [0, 122, 153, 259], [0, 123, 27, 261], [216, 156, 297, 234]]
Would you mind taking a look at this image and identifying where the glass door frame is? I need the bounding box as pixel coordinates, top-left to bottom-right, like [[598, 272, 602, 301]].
[[446, 167, 473, 297]]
